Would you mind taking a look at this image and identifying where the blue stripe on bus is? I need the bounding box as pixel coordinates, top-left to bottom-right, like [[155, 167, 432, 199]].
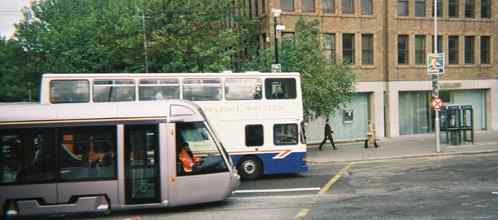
[[231, 152, 308, 175]]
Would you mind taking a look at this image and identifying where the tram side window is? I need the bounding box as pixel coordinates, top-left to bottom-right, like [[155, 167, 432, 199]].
[[93, 79, 136, 102], [0, 130, 55, 184], [59, 126, 116, 181], [274, 124, 298, 145], [139, 79, 180, 101], [182, 78, 222, 101], [176, 122, 228, 176], [50, 80, 90, 103], [245, 125, 264, 146], [225, 78, 262, 100], [265, 78, 297, 99]]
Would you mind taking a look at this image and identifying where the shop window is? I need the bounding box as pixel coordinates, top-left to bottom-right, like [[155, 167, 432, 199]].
[[59, 126, 116, 181], [50, 80, 90, 103], [274, 124, 298, 145], [182, 78, 222, 101], [93, 79, 136, 102], [139, 79, 180, 100], [246, 125, 264, 146], [176, 122, 228, 176], [265, 78, 297, 99]]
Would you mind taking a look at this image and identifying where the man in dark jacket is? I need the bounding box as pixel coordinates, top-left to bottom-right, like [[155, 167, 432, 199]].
[[319, 118, 336, 150]]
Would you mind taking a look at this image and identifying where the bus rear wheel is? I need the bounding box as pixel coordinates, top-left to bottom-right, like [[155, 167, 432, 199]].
[[238, 157, 262, 180]]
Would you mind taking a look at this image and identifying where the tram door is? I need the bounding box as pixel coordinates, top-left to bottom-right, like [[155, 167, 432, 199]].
[[124, 125, 161, 204]]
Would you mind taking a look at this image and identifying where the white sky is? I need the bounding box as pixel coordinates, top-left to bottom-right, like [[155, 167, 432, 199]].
[[0, 0, 30, 38]]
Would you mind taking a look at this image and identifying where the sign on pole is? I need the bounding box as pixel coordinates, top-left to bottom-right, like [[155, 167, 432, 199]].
[[431, 97, 442, 110], [427, 53, 444, 75]]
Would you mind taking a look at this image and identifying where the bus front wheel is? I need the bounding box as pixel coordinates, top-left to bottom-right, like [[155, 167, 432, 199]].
[[238, 157, 262, 180]]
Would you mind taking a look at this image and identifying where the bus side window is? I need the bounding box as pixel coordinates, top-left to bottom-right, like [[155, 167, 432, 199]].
[[59, 126, 116, 181], [0, 129, 55, 184], [50, 80, 90, 103], [265, 78, 297, 99], [273, 124, 298, 145], [245, 125, 264, 147], [93, 80, 136, 102], [139, 79, 180, 101], [182, 78, 222, 101]]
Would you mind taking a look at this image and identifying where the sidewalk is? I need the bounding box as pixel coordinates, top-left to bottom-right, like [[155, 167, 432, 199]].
[[306, 130, 498, 163]]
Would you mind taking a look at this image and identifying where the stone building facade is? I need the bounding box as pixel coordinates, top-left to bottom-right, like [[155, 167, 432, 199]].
[[247, 0, 497, 142]]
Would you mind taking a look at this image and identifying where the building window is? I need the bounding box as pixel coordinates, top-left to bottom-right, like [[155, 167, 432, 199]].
[[255, 0, 259, 16], [481, 0, 491, 18], [448, 0, 459, 17], [432, 0, 443, 17], [415, 0, 426, 17], [342, 33, 355, 64], [362, 34, 374, 65], [464, 0, 475, 18], [398, 0, 409, 16], [323, 33, 336, 64], [448, 36, 459, 64], [245, 125, 264, 146], [464, 36, 475, 64], [342, 0, 354, 14], [302, 0, 315, 12], [431, 35, 443, 53], [265, 78, 297, 99], [281, 0, 294, 11], [480, 36, 490, 64], [274, 124, 298, 145], [361, 0, 373, 15], [262, 0, 266, 14], [415, 35, 426, 65], [322, 0, 334, 13], [398, 35, 409, 65]]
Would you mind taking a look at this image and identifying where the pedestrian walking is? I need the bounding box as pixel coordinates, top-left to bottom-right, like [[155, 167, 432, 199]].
[[364, 121, 379, 148], [319, 118, 336, 150]]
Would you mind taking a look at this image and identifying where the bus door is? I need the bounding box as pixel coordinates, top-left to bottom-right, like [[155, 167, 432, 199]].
[[169, 122, 231, 206], [124, 125, 161, 204]]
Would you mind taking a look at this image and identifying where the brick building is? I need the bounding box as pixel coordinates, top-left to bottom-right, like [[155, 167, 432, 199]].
[[247, 0, 496, 142]]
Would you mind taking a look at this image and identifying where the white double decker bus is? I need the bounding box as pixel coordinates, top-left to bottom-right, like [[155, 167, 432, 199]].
[[40, 72, 308, 179]]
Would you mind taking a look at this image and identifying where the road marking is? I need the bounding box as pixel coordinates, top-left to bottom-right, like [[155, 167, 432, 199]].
[[492, 192, 498, 195], [319, 162, 354, 194], [294, 208, 310, 220], [233, 187, 321, 194]]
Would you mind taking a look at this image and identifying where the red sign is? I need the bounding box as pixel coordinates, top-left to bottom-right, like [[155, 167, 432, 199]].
[[432, 98, 442, 110]]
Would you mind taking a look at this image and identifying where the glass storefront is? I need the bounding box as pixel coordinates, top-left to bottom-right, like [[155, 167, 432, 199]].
[[399, 92, 433, 135]]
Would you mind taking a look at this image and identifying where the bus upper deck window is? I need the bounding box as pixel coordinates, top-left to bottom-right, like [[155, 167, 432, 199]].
[[93, 79, 136, 102], [225, 78, 262, 100], [265, 78, 297, 99], [139, 79, 180, 101], [182, 78, 222, 101], [50, 80, 90, 103]]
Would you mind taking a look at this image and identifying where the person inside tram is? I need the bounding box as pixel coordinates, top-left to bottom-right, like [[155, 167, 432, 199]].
[[177, 139, 225, 175]]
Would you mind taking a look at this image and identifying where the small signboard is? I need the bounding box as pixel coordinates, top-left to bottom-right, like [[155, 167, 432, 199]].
[[271, 64, 281, 73], [427, 53, 445, 75], [432, 97, 443, 110]]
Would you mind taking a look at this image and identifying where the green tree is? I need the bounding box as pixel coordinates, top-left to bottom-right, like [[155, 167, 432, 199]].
[[241, 18, 357, 120]]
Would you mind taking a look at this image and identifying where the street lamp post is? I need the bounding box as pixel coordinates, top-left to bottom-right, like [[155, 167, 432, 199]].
[[433, 0, 441, 153], [272, 9, 282, 72]]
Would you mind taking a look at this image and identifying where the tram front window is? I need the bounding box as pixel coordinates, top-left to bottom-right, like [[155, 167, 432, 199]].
[[176, 122, 228, 176]]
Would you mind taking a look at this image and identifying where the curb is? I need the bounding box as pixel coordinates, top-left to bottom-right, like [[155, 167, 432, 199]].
[[305, 149, 498, 164]]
